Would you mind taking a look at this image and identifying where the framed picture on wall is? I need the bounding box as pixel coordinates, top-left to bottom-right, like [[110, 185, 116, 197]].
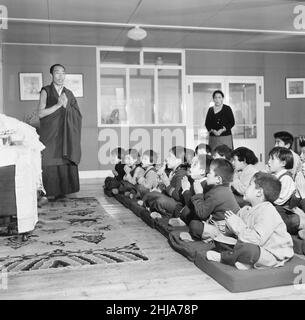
[[19, 73, 43, 101], [286, 78, 305, 99], [64, 74, 84, 98]]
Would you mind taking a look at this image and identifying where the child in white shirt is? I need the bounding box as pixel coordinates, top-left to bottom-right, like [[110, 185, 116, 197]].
[[207, 172, 294, 270]]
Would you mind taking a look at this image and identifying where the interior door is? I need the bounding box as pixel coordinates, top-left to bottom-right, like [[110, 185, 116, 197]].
[[186, 76, 265, 164]]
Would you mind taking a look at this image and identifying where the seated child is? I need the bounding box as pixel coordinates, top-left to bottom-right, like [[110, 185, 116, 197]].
[[104, 147, 125, 196], [231, 147, 259, 206], [195, 143, 212, 156], [268, 147, 301, 235], [185, 148, 195, 167], [212, 144, 232, 161], [174, 154, 212, 224], [207, 172, 294, 270], [299, 136, 305, 163], [274, 131, 302, 178], [117, 148, 144, 196], [288, 162, 305, 239], [133, 149, 159, 199], [143, 146, 188, 217], [188, 158, 240, 241]]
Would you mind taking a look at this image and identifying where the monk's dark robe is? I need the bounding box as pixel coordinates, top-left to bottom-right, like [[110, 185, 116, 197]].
[[40, 83, 82, 197]]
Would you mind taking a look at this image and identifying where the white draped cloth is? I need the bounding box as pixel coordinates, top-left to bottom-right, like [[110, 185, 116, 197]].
[[0, 114, 45, 233]]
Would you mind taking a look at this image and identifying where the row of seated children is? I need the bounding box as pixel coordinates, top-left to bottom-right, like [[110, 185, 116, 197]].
[[104, 132, 305, 270]]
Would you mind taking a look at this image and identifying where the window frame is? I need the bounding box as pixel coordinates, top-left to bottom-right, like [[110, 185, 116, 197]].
[[96, 47, 186, 127]]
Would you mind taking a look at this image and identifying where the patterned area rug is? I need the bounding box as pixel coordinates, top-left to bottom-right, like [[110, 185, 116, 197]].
[[0, 197, 148, 273]]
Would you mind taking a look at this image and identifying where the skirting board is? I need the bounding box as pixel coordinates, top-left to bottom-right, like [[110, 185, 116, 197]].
[[79, 170, 112, 179]]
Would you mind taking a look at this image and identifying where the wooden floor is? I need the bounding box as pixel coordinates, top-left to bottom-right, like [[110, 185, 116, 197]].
[[1, 178, 305, 300]]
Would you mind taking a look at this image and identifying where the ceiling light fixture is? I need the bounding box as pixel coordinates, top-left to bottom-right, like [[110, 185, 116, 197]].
[[127, 25, 147, 41]]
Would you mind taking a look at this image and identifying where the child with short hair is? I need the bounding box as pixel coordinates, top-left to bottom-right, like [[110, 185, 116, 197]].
[[185, 148, 195, 167], [299, 136, 305, 163], [187, 158, 240, 240], [268, 147, 302, 235], [173, 154, 212, 224], [104, 147, 125, 196], [212, 144, 232, 161], [117, 148, 144, 196], [143, 146, 188, 217], [268, 147, 295, 206], [274, 131, 302, 178], [133, 149, 159, 199], [195, 143, 212, 156], [207, 172, 294, 270], [231, 147, 259, 198]]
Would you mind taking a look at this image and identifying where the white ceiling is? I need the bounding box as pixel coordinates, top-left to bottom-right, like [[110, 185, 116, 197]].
[[1, 0, 305, 52]]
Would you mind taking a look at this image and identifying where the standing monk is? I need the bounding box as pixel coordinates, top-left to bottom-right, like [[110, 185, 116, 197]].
[[38, 64, 82, 199]]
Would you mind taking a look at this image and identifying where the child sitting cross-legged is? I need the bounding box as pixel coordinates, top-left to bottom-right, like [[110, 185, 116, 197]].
[[267, 147, 303, 235], [104, 147, 125, 196], [286, 161, 305, 239], [131, 149, 159, 199], [142, 146, 188, 218], [231, 147, 259, 206], [206, 172, 294, 270], [274, 131, 302, 178], [172, 154, 212, 225], [185, 158, 240, 241], [116, 148, 144, 196]]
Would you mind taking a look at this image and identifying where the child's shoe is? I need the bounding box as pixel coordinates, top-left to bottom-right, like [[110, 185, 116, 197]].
[[298, 229, 305, 240], [235, 262, 252, 270], [179, 232, 194, 242], [112, 188, 119, 195], [206, 250, 221, 262], [150, 212, 162, 219], [168, 217, 186, 227], [137, 200, 144, 207]]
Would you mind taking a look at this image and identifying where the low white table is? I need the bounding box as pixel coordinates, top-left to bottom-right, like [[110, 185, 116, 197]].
[[0, 145, 38, 233]]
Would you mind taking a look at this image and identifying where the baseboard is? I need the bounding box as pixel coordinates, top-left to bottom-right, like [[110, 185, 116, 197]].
[[79, 170, 112, 179]]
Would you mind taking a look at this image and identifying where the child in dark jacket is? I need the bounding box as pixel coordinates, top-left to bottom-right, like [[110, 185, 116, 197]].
[[117, 148, 144, 196], [143, 146, 188, 217], [188, 158, 240, 241], [104, 147, 125, 196], [173, 154, 212, 224]]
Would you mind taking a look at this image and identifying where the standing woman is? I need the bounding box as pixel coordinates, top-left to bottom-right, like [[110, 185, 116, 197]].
[[205, 90, 235, 152], [38, 64, 82, 200]]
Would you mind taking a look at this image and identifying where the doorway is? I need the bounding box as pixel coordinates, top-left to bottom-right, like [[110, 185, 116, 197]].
[[186, 76, 265, 164]]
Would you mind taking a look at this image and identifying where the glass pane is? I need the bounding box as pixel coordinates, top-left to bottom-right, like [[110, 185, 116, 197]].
[[229, 83, 257, 139], [144, 52, 181, 65], [129, 69, 154, 124], [100, 68, 127, 124], [193, 83, 222, 141], [158, 69, 182, 124], [100, 50, 139, 64]]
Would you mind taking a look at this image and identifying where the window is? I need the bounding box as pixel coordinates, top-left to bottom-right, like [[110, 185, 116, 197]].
[[97, 48, 185, 126]]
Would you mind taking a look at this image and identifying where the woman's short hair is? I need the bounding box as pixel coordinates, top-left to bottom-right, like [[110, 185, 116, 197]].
[[252, 171, 281, 203], [268, 147, 294, 170], [232, 147, 258, 165], [212, 90, 224, 99]]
